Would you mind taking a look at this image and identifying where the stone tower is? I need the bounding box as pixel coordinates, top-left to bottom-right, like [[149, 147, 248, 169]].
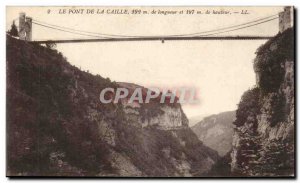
[[18, 12, 32, 41], [279, 7, 293, 33], [25, 17, 32, 41], [18, 12, 26, 40]]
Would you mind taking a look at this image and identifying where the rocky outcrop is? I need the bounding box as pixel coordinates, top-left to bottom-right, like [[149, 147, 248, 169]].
[[191, 111, 235, 156], [231, 28, 294, 177], [117, 82, 189, 130], [6, 36, 219, 177], [141, 106, 187, 129]]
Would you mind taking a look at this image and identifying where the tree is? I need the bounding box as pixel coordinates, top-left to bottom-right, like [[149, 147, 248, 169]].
[[234, 87, 260, 127], [9, 21, 19, 37]]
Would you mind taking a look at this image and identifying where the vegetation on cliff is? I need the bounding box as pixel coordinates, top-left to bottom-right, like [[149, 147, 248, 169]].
[[254, 28, 294, 94], [232, 28, 294, 177], [7, 36, 219, 176]]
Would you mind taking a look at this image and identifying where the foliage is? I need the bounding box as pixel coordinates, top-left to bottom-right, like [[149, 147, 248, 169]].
[[8, 21, 18, 37], [231, 28, 295, 177], [268, 93, 287, 127], [254, 28, 294, 94], [7, 36, 219, 176], [7, 36, 114, 175], [114, 119, 219, 176], [206, 151, 232, 177], [260, 139, 294, 176], [233, 87, 260, 128]]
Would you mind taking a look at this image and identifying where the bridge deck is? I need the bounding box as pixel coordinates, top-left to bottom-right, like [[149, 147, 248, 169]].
[[32, 36, 272, 44]]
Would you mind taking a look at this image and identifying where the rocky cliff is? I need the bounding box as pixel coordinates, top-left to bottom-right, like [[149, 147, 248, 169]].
[[191, 111, 235, 156], [231, 28, 294, 177], [117, 82, 189, 130], [6, 36, 219, 177]]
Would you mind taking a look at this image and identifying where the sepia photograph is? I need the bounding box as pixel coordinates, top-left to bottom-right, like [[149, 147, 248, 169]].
[[6, 6, 295, 178]]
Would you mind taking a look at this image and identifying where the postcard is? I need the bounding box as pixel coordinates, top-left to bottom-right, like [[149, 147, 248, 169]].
[[6, 6, 295, 177]]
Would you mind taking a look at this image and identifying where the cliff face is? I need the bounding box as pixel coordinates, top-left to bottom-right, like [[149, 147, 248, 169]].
[[117, 82, 189, 130], [231, 28, 294, 177], [7, 36, 218, 177], [191, 111, 235, 156]]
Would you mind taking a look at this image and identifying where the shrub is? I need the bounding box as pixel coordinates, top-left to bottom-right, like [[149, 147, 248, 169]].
[[268, 93, 287, 127], [254, 28, 294, 94], [234, 87, 260, 127]]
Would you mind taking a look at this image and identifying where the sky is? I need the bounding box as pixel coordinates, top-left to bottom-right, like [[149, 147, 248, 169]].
[[6, 6, 284, 124]]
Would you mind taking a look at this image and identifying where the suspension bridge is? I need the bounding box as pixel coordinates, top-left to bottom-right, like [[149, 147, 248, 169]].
[[9, 7, 293, 44]]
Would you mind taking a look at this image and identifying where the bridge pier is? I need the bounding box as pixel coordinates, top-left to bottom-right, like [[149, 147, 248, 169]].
[[279, 7, 294, 33], [18, 12, 32, 41]]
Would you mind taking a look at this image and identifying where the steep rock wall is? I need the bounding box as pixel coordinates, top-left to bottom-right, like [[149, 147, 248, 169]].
[[231, 28, 294, 177]]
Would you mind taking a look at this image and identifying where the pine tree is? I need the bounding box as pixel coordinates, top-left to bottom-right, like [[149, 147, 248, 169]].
[[9, 21, 18, 37]]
